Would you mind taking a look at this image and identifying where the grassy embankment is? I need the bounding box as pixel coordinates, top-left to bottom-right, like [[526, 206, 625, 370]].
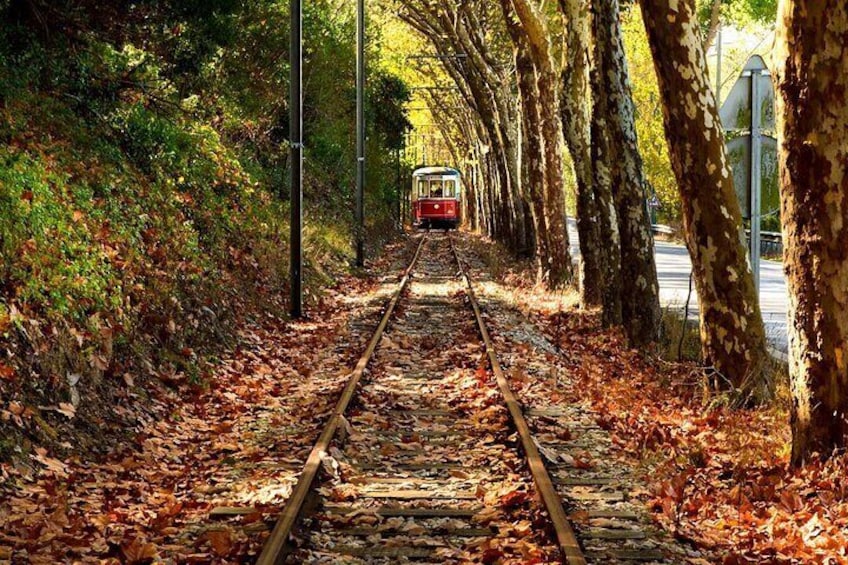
[[0, 1, 409, 464]]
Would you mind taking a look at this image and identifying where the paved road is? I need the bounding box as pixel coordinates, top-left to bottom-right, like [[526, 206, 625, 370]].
[[566, 219, 790, 356]]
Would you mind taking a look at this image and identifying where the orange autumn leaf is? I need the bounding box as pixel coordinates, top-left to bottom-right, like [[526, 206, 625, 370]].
[[207, 529, 232, 557], [122, 538, 158, 564]]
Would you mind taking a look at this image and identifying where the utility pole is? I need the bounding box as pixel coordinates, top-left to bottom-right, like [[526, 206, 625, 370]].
[[422, 135, 427, 166], [396, 148, 402, 230], [749, 66, 763, 292], [355, 0, 365, 267], [290, 0, 303, 318]]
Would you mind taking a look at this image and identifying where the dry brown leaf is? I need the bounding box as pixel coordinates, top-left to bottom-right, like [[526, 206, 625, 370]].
[[57, 402, 76, 419], [122, 538, 158, 564], [207, 529, 232, 557]]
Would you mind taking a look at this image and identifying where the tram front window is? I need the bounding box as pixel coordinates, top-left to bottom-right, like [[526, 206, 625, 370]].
[[416, 177, 458, 198]]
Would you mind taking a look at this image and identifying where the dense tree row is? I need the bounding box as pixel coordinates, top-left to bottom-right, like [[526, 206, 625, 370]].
[[398, 0, 727, 352], [397, 0, 848, 464], [640, 0, 770, 398]]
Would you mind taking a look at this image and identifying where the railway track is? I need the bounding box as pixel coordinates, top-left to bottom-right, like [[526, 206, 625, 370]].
[[257, 233, 586, 564]]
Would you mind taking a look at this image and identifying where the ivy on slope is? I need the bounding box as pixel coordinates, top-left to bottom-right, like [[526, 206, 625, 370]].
[[0, 0, 411, 462]]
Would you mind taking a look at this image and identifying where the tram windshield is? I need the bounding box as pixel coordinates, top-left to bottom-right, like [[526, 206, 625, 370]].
[[417, 178, 457, 198]]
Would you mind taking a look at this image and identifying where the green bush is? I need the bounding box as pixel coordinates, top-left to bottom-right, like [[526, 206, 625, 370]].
[[0, 0, 412, 382], [0, 151, 122, 321]]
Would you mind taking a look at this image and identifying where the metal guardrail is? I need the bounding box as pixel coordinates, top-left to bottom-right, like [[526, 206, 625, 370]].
[[652, 224, 675, 236], [651, 225, 783, 257], [753, 231, 783, 257]]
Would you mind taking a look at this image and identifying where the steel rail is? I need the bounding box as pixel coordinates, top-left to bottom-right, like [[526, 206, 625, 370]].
[[449, 235, 587, 565], [257, 235, 427, 565]]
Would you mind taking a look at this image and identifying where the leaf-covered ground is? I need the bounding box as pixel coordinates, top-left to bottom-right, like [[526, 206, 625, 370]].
[[0, 238, 416, 564], [461, 234, 848, 565], [292, 235, 562, 564], [3, 232, 846, 564], [555, 324, 847, 564]]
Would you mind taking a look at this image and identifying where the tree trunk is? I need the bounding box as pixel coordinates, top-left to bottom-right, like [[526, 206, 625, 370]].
[[559, 0, 604, 308], [506, 0, 574, 287], [512, 30, 549, 280], [702, 0, 722, 49], [640, 0, 769, 397], [401, 4, 521, 250], [484, 156, 497, 237], [536, 70, 573, 287], [774, 0, 848, 464], [457, 4, 532, 255], [593, 0, 661, 346], [588, 32, 624, 328], [499, 88, 534, 257]]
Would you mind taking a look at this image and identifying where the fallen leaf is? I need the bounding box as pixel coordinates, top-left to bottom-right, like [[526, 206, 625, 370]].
[[57, 402, 76, 419], [207, 529, 232, 557], [122, 538, 158, 564], [0, 363, 15, 380]]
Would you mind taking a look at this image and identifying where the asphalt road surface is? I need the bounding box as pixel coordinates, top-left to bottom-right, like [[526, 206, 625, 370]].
[[566, 219, 789, 357]]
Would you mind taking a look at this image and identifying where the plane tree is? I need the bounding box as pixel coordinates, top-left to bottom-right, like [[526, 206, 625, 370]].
[[774, 0, 848, 464], [639, 0, 769, 399], [589, 0, 661, 345], [500, 0, 574, 287]]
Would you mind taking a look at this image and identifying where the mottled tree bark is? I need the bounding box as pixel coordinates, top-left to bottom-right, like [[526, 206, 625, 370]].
[[505, 0, 574, 287], [593, 0, 661, 346], [641, 0, 769, 396], [505, 10, 549, 280], [774, 0, 848, 464], [457, 4, 533, 255], [559, 0, 604, 308], [588, 29, 624, 328], [484, 156, 497, 236]]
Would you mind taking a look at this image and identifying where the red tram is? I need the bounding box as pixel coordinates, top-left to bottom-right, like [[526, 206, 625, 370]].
[[412, 167, 461, 229]]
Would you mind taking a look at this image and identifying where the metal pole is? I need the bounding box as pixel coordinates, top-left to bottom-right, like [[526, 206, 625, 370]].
[[400, 144, 406, 228], [396, 149, 402, 231], [715, 23, 723, 107], [355, 0, 366, 267], [750, 69, 762, 292], [290, 0, 303, 318]]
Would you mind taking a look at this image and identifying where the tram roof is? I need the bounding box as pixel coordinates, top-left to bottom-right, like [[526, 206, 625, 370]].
[[412, 166, 461, 177]]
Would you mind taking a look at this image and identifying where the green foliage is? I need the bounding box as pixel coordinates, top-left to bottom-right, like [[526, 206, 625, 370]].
[[695, 0, 778, 34], [720, 0, 778, 27], [372, 73, 413, 151], [0, 0, 412, 379], [621, 9, 680, 225], [622, 4, 777, 227], [0, 151, 122, 320]]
